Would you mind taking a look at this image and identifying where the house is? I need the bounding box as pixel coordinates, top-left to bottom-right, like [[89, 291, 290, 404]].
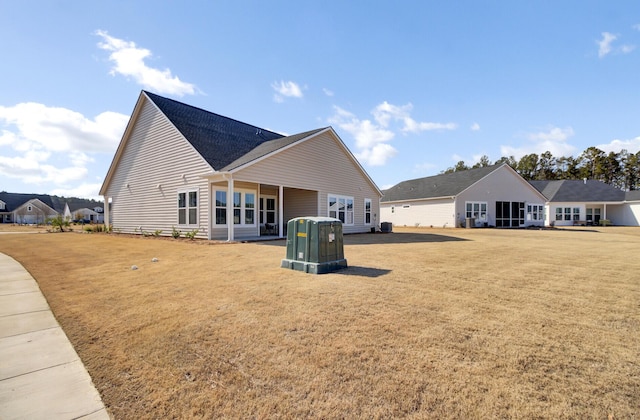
[[0, 192, 104, 224], [380, 164, 548, 228], [0, 193, 62, 224], [530, 179, 638, 226], [99, 91, 382, 241]]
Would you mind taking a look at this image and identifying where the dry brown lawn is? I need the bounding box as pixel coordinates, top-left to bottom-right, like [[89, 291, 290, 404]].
[[1, 226, 638, 418]]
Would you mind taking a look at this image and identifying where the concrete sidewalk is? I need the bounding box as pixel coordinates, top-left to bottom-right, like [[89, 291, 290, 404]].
[[0, 252, 110, 419]]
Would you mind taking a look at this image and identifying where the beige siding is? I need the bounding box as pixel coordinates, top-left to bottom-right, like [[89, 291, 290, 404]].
[[234, 131, 381, 234], [104, 98, 212, 238], [284, 188, 318, 222], [380, 199, 456, 228]]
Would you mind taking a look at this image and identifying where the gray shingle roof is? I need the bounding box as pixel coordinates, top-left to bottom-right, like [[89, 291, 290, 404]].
[[0, 192, 101, 213], [145, 91, 286, 171], [624, 190, 640, 201], [381, 164, 502, 202], [529, 180, 625, 202]]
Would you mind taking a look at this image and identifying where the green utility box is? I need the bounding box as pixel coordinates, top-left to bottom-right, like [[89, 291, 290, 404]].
[[281, 217, 347, 274]]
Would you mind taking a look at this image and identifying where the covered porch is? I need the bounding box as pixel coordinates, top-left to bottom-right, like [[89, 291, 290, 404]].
[[206, 173, 320, 241]]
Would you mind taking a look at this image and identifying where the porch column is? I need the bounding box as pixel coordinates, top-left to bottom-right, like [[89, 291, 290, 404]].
[[227, 177, 234, 241], [103, 196, 110, 227], [604, 204, 607, 222], [278, 185, 284, 238]]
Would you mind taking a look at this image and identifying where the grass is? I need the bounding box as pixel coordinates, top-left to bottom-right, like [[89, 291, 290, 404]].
[[0, 226, 638, 418]]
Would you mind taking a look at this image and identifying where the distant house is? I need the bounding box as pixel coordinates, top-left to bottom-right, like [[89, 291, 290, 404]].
[[0, 192, 103, 224], [530, 179, 640, 226], [380, 164, 547, 228], [99, 91, 382, 240]]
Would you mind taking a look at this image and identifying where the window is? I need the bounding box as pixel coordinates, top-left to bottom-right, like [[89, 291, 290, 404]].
[[555, 208, 563, 221], [573, 207, 580, 221], [564, 207, 571, 221], [495, 201, 524, 227], [215, 191, 227, 225], [465, 201, 487, 221], [215, 189, 256, 226], [527, 204, 544, 221], [178, 190, 198, 225], [260, 197, 276, 224], [27, 205, 33, 212], [364, 199, 372, 225], [328, 194, 354, 225]]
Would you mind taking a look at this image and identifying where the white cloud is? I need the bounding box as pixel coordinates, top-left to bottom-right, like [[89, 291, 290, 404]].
[[355, 143, 398, 166], [328, 101, 455, 166], [0, 102, 128, 187], [598, 32, 617, 58], [633, 24, 640, 31], [500, 126, 576, 159], [329, 106, 394, 149], [372, 101, 456, 133], [471, 123, 480, 131], [271, 80, 304, 102], [328, 106, 395, 166], [0, 103, 128, 153], [620, 44, 636, 54], [95, 30, 197, 96], [50, 183, 104, 202], [596, 136, 640, 154], [323, 88, 334, 97], [597, 31, 635, 58]]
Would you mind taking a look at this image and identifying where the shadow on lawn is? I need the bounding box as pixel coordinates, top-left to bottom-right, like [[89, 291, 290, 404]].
[[335, 265, 391, 278], [256, 232, 469, 247], [344, 232, 469, 245]]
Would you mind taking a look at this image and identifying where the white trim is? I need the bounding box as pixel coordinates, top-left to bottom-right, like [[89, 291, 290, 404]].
[[213, 186, 258, 227], [177, 188, 199, 227], [364, 198, 372, 225], [328, 193, 354, 226]]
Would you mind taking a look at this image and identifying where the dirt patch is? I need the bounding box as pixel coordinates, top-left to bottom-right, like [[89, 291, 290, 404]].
[[1, 227, 638, 418]]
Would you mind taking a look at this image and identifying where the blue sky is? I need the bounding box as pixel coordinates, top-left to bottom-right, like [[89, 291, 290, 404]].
[[1, 1, 639, 199]]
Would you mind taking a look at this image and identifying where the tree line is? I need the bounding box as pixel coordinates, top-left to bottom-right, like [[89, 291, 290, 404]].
[[443, 147, 640, 191]]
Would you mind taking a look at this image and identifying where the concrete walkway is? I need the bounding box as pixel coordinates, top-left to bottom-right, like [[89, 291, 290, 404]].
[[0, 253, 110, 419]]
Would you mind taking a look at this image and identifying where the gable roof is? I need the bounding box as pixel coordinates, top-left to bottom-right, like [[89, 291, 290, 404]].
[[144, 91, 284, 171], [381, 164, 503, 202], [102, 91, 381, 197], [529, 180, 625, 202]]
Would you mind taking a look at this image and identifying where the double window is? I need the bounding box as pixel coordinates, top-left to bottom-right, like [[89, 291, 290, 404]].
[[466, 201, 487, 221], [178, 190, 198, 225], [526, 204, 544, 221], [328, 194, 354, 225], [214, 189, 256, 226], [555, 207, 580, 221]]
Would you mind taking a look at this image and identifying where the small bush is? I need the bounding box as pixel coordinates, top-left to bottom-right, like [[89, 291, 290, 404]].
[[184, 229, 199, 240], [171, 226, 181, 239], [154, 230, 163, 237]]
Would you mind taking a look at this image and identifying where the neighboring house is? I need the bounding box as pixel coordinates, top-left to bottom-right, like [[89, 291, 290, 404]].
[[613, 190, 640, 226], [0, 192, 103, 224], [12, 198, 59, 224], [0, 199, 10, 223], [63, 200, 105, 223], [380, 164, 547, 228], [530, 179, 636, 226], [100, 91, 382, 241]]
